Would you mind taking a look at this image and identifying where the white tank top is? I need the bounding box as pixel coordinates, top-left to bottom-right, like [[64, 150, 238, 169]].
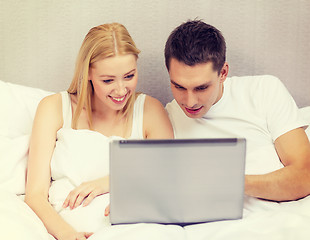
[[60, 91, 145, 138]]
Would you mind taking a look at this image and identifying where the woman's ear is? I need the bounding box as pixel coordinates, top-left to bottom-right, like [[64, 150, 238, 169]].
[[88, 67, 93, 81]]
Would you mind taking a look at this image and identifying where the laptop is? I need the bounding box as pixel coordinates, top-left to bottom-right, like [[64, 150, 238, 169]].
[[109, 138, 246, 225]]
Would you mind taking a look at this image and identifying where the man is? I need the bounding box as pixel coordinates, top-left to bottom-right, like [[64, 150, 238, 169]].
[[165, 20, 310, 202]]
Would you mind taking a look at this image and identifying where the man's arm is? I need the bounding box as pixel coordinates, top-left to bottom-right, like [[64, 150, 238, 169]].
[[245, 127, 310, 201]]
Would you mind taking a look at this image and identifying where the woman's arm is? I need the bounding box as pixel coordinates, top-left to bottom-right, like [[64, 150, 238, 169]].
[[143, 95, 174, 139], [25, 94, 92, 240]]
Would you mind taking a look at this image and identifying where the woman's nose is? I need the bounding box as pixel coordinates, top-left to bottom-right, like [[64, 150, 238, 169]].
[[115, 81, 127, 96]]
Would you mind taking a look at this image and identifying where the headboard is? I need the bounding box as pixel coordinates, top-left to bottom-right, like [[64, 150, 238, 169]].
[[1, 1, 309, 107]]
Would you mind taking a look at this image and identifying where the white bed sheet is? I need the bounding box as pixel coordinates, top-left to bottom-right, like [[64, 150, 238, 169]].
[[2, 194, 310, 240], [184, 195, 310, 240]]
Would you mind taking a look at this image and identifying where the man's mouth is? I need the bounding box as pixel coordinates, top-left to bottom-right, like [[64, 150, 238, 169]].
[[185, 106, 203, 115], [109, 92, 129, 104]]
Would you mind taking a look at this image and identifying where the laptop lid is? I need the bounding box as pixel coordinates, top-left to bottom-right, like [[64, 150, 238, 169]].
[[109, 138, 246, 225]]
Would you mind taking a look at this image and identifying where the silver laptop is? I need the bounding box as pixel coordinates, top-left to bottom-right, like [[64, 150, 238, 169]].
[[109, 138, 246, 225]]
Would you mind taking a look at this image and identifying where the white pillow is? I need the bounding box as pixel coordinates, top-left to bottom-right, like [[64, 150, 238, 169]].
[[0, 81, 54, 195], [0, 80, 53, 138], [0, 135, 30, 195]]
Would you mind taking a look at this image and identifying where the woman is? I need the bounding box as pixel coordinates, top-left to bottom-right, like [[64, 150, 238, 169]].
[[25, 23, 173, 240]]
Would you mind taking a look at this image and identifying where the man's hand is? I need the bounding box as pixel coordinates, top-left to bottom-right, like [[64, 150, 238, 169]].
[[63, 176, 109, 209]]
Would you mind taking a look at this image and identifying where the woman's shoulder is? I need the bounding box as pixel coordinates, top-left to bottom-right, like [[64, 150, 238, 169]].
[[133, 93, 164, 113], [35, 93, 64, 128], [142, 94, 164, 110], [38, 93, 62, 108], [141, 94, 174, 139], [142, 94, 167, 120]]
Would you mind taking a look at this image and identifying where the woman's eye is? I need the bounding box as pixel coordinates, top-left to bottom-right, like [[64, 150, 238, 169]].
[[103, 79, 113, 83], [125, 74, 134, 80]]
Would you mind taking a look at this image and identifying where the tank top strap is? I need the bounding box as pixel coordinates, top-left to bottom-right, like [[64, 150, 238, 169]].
[[60, 91, 73, 129], [130, 93, 146, 139]]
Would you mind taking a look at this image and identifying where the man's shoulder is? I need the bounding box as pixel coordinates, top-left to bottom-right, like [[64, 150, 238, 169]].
[[226, 75, 283, 95], [228, 75, 280, 85]]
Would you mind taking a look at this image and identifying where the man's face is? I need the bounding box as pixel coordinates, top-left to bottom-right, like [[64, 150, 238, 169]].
[[168, 58, 228, 118]]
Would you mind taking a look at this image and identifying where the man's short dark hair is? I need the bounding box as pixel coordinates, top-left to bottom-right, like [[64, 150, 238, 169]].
[[164, 20, 226, 75]]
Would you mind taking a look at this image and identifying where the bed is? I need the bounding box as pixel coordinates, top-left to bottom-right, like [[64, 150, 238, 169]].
[[1, 79, 310, 240]]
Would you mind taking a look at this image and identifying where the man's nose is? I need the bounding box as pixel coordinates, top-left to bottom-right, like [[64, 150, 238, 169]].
[[185, 91, 198, 108]]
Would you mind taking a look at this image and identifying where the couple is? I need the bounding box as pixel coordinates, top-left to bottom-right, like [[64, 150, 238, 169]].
[[25, 20, 310, 240]]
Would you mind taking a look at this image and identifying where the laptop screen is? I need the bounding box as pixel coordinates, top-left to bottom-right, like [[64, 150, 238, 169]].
[[109, 138, 246, 225]]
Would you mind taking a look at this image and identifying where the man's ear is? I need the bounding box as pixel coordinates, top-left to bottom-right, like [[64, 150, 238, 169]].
[[220, 62, 229, 83]]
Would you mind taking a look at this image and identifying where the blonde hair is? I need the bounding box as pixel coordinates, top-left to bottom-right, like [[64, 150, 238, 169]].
[[67, 23, 140, 129]]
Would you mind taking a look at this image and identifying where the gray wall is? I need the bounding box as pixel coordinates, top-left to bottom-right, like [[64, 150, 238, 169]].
[[1, 0, 309, 107]]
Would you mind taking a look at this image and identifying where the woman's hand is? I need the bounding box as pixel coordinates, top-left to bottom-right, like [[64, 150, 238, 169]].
[[59, 231, 93, 240], [63, 176, 109, 209], [104, 204, 110, 216]]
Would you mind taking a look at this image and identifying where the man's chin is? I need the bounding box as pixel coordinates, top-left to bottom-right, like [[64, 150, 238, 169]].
[[185, 113, 202, 118]]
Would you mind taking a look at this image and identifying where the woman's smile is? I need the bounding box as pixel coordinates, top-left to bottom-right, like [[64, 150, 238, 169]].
[[109, 92, 129, 104]]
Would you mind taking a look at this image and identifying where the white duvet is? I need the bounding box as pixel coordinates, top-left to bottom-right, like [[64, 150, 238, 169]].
[[1, 191, 310, 240], [1, 111, 309, 240]]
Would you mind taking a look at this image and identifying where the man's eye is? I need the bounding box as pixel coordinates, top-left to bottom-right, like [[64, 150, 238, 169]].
[[103, 79, 113, 83], [195, 87, 207, 91], [125, 74, 135, 80], [175, 85, 185, 90]]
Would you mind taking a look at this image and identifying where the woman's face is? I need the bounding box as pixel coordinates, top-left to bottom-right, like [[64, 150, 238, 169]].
[[89, 54, 138, 113]]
